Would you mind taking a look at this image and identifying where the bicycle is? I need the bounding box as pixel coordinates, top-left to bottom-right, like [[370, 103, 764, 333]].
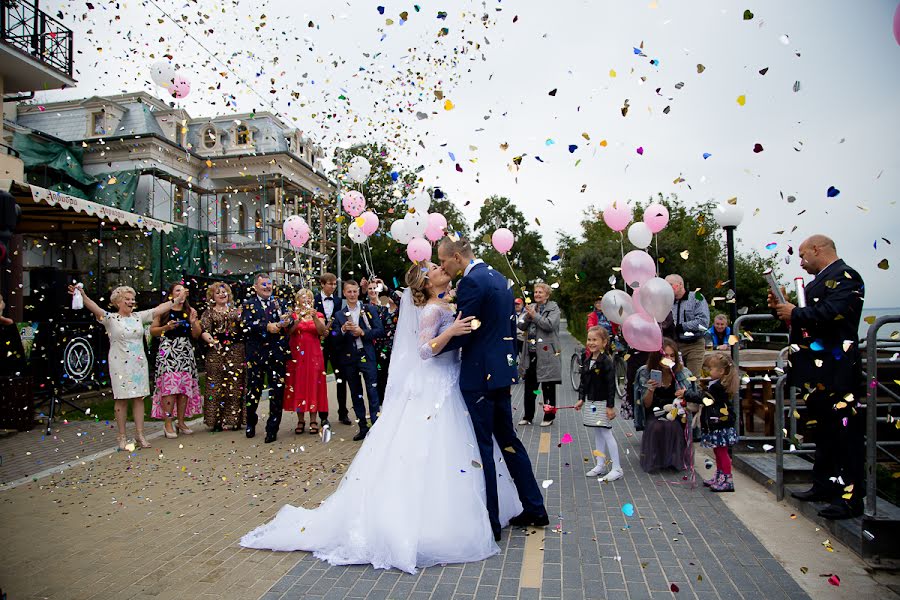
[[570, 335, 628, 402]]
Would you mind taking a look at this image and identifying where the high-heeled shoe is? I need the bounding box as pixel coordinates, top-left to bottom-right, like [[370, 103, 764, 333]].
[[164, 424, 178, 439], [176, 423, 194, 435], [116, 434, 127, 451], [135, 432, 151, 448]]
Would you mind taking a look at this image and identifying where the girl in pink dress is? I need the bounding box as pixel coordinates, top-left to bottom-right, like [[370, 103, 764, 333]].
[[284, 289, 328, 434]]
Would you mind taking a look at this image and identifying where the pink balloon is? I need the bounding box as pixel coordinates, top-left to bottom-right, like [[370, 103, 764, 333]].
[[895, 2, 900, 45], [290, 231, 309, 248], [406, 237, 432, 262], [492, 227, 515, 254], [360, 211, 379, 236], [425, 213, 447, 242], [621, 250, 656, 288], [643, 202, 669, 234], [622, 313, 663, 352], [603, 201, 632, 232], [170, 76, 191, 99], [341, 191, 366, 217], [283, 216, 304, 240]]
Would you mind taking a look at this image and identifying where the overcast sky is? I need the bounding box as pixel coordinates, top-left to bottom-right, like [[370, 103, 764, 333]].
[[40, 0, 900, 307]]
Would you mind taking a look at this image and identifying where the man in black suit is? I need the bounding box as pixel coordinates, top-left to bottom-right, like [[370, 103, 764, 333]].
[[314, 272, 351, 426], [769, 234, 865, 520], [330, 279, 384, 441], [242, 272, 293, 443]]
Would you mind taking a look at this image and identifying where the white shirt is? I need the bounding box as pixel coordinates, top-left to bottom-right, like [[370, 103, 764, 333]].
[[321, 294, 336, 319], [347, 303, 364, 349], [463, 258, 484, 277]]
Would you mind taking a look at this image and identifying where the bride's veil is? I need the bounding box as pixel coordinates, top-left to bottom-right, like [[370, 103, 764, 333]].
[[383, 287, 423, 400]]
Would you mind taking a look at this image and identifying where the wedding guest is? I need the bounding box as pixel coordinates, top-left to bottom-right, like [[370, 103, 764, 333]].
[[242, 272, 293, 443], [199, 282, 245, 432], [0, 292, 25, 377], [769, 234, 865, 519], [586, 298, 614, 336], [514, 298, 526, 356], [665, 274, 710, 378], [284, 289, 328, 435], [314, 272, 348, 426], [150, 283, 202, 438], [700, 353, 740, 492], [575, 326, 623, 482], [517, 283, 562, 426], [635, 338, 700, 473], [331, 279, 384, 441], [367, 286, 399, 404], [67, 285, 172, 449], [706, 313, 731, 350]]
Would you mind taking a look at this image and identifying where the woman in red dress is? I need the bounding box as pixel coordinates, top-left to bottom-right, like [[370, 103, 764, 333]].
[[284, 289, 328, 434]]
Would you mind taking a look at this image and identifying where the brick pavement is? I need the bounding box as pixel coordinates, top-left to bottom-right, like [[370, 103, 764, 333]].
[[0, 328, 834, 600]]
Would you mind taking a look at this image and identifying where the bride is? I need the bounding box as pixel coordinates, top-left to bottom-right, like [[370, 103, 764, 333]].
[[240, 262, 523, 573]]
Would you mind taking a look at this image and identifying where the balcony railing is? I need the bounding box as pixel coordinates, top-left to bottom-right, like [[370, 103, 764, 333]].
[[1, 0, 74, 78]]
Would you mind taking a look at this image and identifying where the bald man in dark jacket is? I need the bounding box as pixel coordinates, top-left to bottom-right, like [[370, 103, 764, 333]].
[[769, 234, 865, 520]]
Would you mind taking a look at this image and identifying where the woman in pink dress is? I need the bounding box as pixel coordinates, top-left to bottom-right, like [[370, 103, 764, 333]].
[[284, 289, 328, 435]]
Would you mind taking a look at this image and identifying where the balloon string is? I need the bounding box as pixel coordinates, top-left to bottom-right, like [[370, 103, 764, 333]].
[[654, 234, 660, 276]]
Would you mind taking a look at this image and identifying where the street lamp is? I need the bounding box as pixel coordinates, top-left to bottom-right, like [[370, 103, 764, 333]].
[[713, 202, 744, 325]]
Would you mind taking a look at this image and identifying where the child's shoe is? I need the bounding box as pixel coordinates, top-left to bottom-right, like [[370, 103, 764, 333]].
[[585, 463, 609, 477], [599, 468, 624, 482], [710, 473, 734, 492], [703, 470, 723, 487]]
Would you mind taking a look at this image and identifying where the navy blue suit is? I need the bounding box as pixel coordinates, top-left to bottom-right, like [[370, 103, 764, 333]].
[[441, 262, 546, 536], [314, 290, 347, 421], [242, 294, 292, 435], [331, 303, 384, 430]]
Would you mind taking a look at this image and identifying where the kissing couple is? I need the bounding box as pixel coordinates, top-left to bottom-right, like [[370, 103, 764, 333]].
[[241, 237, 549, 573]]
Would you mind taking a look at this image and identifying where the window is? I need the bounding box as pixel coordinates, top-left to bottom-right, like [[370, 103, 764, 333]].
[[238, 204, 247, 236], [173, 187, 186, 224], [203, 127, 217, 149], [220, 198, 229, 238], [236, 125, 250, 146], [91, 112, 106, 135], [255, 210, 262, 242]]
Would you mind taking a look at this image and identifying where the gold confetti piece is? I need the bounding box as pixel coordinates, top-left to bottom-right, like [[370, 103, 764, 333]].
[[471, 460, 483, 469], [728, 334, 740, 346], [680, 250, 690, 260], [661, 357, 675, 368], [800, 566, 808, 574], [107, 176, 117, 185], [443, 99, 455, 110], [877, 258, 889, 270], [592, 450, 606, 457], [737, 95, 746, 106], [503, 446, 516, 453], [703, 397, 714, 406], [609, 69, 617, 78], [470, 318, 482, 330], [599, 139, 608, 147]]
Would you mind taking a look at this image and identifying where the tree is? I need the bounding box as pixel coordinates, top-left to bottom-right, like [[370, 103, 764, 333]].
[[332, 144, 470, 285], [555, 194, 778, 339], [472, 195, 550, 287]]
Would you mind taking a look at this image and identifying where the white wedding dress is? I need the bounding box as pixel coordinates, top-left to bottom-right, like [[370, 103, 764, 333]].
[[240, 292, 523, 573]]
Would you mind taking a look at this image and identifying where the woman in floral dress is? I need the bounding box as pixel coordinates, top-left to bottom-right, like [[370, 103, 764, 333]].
[[199, 282, 246, 431], [150, 283, 202, 438], [67, 284, 172, 450]]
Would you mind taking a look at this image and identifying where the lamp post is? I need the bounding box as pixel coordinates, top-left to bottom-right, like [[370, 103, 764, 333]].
[[713, 202, 744, 325]]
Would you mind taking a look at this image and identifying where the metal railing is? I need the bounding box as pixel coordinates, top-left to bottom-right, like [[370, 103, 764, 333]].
[[864, 316, 900, 517], [731, 313, 779, 439], [1, 0, 74, 77]]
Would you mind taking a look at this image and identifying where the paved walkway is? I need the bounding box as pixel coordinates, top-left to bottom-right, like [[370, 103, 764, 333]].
[[0, 329, 895, 600]]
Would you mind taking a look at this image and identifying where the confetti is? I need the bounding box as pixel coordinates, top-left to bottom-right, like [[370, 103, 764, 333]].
[[622, 503, 635, 517]]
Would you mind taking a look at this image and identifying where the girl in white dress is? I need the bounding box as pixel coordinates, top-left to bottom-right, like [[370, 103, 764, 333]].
[[68, 285, 172, 450], [240, 263, 523, 573]]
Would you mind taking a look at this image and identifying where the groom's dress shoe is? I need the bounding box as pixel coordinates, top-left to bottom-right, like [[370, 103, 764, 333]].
[[818, 500, 863, 520], [791, 487, 831, 502], [494, 531, 501, 542], [509, 511, 550, 527], [352, 429, 368, 442]]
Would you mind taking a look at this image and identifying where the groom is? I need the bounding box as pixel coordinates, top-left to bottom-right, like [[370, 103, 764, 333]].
[[438, 237, 549, 541]]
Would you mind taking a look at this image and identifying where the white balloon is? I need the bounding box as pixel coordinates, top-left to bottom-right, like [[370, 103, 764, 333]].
[[409, 193, 431, 214], [627, 221, 653, 249], [600, 290, 635, 325], [638, 277, 675, 323], [404, 210, 427, 237], [348, 222, 368, 244], [390, 219, 412, 244], [150, 60, 177, 88], [347, 156, 371, 182]]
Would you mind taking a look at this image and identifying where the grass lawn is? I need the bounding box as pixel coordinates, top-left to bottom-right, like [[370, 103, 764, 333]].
[[60, 375, 208, 422]]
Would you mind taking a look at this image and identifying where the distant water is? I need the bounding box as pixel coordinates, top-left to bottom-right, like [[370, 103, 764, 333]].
[[859, 307, 900, 341]]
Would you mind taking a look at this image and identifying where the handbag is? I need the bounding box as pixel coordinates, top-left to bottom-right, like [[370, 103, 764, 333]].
[[582, 400, 610, 427]]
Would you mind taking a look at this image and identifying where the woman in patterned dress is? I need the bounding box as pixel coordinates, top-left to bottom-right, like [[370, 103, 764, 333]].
[[284, 289, 328, 434], [150, 283, 202, 438], [66, 284, 172, 450], [199, 282, 246, 431]]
